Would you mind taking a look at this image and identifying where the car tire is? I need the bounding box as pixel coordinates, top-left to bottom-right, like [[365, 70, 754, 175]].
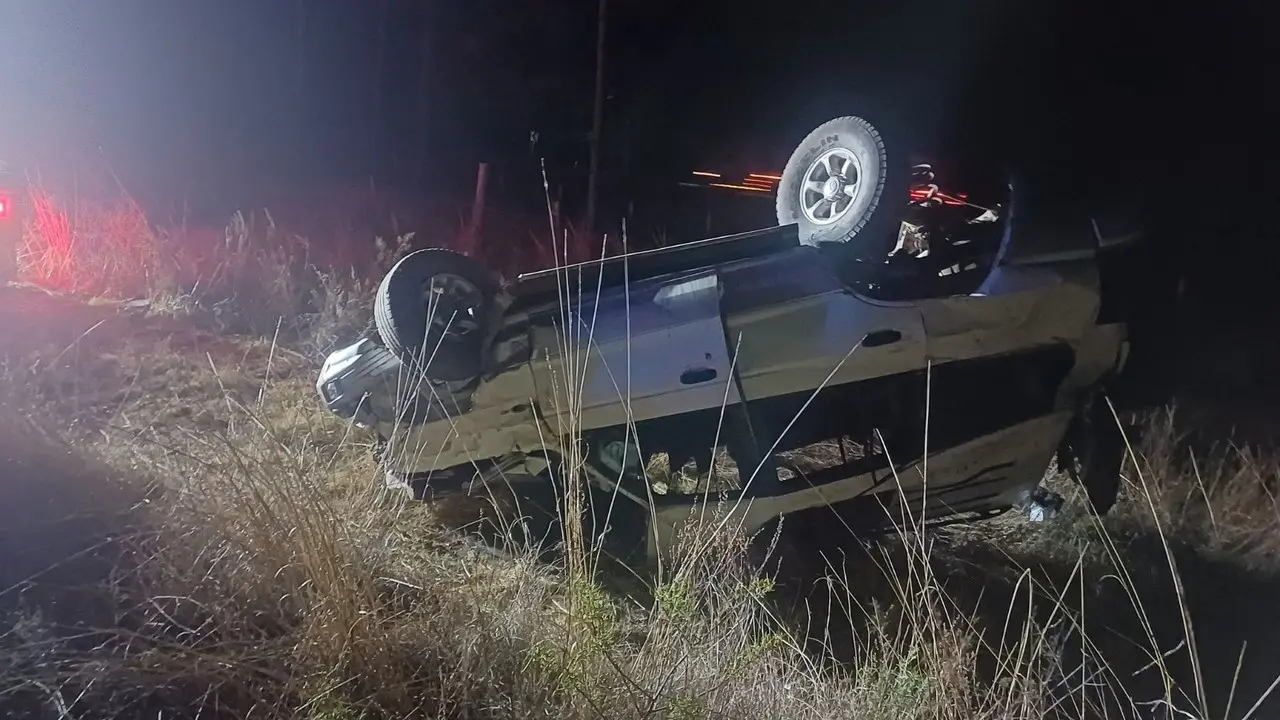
[[1059, 398, 1128, 516], [776, 115, 911, 256], [374, 248, 500, 381]]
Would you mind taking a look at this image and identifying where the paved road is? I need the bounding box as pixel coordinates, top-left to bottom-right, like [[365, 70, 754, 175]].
[[0, 285, 148, 624]]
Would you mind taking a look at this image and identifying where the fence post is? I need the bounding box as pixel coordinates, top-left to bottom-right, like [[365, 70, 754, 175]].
[[464, 162, 490, 253], [458, 161, 490, 257]]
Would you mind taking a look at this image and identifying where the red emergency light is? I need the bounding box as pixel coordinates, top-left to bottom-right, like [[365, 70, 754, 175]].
[[0, 193, 10, 220]]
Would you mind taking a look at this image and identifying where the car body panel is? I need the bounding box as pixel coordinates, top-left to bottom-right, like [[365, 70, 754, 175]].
[[527, 267, 744, 435], [323, 196, 1136, 551], [923, 262, 1101, 363], [387, 363, 549, 474], [377, 236, 1120, 480], [647, 410, 1073, 556], [728, 288, 927, 401]]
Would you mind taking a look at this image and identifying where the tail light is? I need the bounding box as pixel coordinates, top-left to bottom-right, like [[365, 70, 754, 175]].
[[0, 193, 10, 220]]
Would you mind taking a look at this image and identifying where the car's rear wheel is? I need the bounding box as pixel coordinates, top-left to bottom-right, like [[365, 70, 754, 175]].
[[776, 115, 911, 257], [374, 248, 500, 381]]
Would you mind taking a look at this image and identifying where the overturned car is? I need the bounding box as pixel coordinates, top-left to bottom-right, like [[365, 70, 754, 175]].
[[318, 115, 1145, 557]]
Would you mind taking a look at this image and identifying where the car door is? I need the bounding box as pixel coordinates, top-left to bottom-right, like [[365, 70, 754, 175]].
[[718, 249, 928, 403], [528, 266, 744, 435]]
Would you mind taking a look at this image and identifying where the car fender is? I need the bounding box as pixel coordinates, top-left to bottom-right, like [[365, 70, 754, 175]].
[[528, 267, 744, 437]]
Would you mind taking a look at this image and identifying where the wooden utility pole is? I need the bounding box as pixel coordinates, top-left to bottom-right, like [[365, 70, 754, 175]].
[[585, 0, 607, 230], [370, 0, 389, 175], [465, 162, 490, 252], [294, 0, 308, 109], [414, 3, 432, 190]]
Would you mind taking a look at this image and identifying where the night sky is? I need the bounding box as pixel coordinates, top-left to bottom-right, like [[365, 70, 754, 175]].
[[1, 0, 1275, 296]]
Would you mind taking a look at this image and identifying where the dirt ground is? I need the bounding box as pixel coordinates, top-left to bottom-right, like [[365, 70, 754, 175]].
[[0, 284, 265, 360], [0, 282, 314, 628], [0, 285, 138, 355]]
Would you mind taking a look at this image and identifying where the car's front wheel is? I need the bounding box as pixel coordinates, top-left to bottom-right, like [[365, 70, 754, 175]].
[[776, 115, 911, 258], [374, 248, 500, 381]]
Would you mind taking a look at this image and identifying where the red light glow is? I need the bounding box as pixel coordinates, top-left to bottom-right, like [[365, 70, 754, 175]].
[[909, 187, 969, 206], [0, 194, 9, 220], [747, 173, 782, 180]]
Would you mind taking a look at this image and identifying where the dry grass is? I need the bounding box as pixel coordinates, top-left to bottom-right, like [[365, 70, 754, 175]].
[[4, 190, 1280, 719], [19, 184, 417, 357], [16, 182, 605, 355], [0, 341, 912, 719], [1113, 407, 1280, 565], [22, 188, 159, 298], [9, 337, 1280, 719]]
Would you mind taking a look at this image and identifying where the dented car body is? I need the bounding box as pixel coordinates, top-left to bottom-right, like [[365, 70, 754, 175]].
[[319, 191, 1139, 556]]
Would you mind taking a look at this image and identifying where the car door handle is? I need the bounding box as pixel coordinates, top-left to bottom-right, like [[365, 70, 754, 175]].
[[862, 329, 902, 348]]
